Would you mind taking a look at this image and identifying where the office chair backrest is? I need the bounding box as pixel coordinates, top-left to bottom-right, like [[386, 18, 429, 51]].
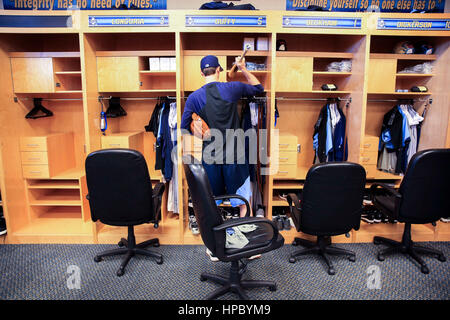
[[301, 162, 366, 236], [85, 149, 154, 226], [399, 149, 450, 223], [183, 156, 223, 254]]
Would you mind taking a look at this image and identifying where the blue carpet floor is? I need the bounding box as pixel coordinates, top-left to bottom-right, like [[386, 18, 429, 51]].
[[0, 242, 448, 300]]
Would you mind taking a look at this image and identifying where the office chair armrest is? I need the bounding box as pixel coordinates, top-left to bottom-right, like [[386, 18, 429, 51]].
[[286, 193, 301, 230], [286, 193, 301, 211], [369, 183, 401, 199], [370, 183, 402, 219], [214, 194, 251, 217], [152, 182, 165, 199]]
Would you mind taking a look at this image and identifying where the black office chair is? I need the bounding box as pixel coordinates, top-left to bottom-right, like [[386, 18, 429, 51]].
[[371, 149, 449, 274], [85, 149, 165, 277], [287, 162, 366, 275], [183, 156, 284, 300]]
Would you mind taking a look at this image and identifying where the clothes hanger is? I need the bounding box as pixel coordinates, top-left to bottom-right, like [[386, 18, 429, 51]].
[[25, 98, 53, 119], [105, 97, 127, 118]]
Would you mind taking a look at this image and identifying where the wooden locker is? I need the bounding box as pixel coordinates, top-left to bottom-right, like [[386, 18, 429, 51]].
[[97, 57, 140, 92], [10, 57, 55, 93], [275, 56, 313, 92], [183, 55, 226, 91]]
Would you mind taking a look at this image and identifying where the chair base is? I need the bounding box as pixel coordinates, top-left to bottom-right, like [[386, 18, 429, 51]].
[[94, 226, 163, 276], [374, 223, 446, 274], [289, 236, 356, 275], [200, 260, 277, 300]]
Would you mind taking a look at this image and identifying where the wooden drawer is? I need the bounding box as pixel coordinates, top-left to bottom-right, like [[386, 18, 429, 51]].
[[19, 133, 75, 178], [278, 135, 298, 152], [274, 164, 297, 179], [361, 136, 379, 152], [22, 165, 50, 179], [101, 137, 129, 149], [21, 152, 49, 165], [359, 151, 378, 165], [276, 151, 297, 165], [101, 132, 144, 151], [20, 137, 48, 152]]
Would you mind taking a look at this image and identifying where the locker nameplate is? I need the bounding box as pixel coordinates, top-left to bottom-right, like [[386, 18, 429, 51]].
[[88, 15, 169, 27], [283, 16, 361, 29], [377, 19, 450, 31], [185, 15, 266, 27]]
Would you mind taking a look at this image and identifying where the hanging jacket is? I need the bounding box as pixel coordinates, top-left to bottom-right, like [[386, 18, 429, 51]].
[[313, 104, 329, 163], [145, 99, 163, 137], [329, 106, 348, 162], [313, 103, 347, 163], [378, 105, 408, 174], [161, 102, 175, 181]]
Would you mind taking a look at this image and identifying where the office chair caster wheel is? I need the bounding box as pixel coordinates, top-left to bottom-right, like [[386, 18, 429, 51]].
[[348, 255, 356, 262], [377, 254, 385, 261], [421, 266, 429, 274], [94, 256, 102, 263], [437, 254, 446, 262], [200, 275, 207, 282], [328, 268, 335, 276], [117, 268, 125, 277], [373, 238, 382, 245], [268, 285, 277, 292], [118, 240, 125, 247], [153, 240, 160, 248], [156, 257, 163, 265], [289, 257, 296, 263]]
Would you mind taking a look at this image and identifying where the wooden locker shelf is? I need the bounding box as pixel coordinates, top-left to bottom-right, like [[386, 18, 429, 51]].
[[395, 73, 434, 77], [370, 53, 437, 60], [183, 50, 270, 57], [27, 180, 80, 189], [9, 52, 81, 58], [277, 51, 354, 59], [354, 222, 436, 243], [96, 50, 176, 57], [313, 71, 352, 76]]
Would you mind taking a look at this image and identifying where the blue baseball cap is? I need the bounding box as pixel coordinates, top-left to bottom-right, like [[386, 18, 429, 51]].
[[200, 55, 223, 72]]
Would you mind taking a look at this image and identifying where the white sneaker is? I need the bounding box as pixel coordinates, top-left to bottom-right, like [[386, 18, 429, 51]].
[[206, 248, 219, 262], [441, 217, 450, 223]]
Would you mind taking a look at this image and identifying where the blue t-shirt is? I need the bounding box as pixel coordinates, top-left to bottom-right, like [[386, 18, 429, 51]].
[[180, 81, 264, 131]]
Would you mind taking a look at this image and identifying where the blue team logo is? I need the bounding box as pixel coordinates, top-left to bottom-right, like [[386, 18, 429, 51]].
[[89, 16, 97, 27]]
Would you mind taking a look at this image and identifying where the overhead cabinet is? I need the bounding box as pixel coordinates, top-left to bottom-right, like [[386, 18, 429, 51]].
[[10, 55, 82, 94], [97, 56, 140, 92], [11, 58, 54, 93], [275, 56, 313, 92]]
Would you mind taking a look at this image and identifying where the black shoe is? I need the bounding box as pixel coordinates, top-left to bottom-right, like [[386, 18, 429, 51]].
[[282, 216, 291, 230], [0, 216, 6, 236], [373, 212, 382, 223], [362, 212, 374, 224], [272, 216, 284, 231]]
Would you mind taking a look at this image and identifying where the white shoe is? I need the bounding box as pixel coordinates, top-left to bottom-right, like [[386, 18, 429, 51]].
[[206, 248, 219, 262]]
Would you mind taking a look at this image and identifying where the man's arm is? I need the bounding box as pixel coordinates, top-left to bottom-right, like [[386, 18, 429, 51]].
[[180, 97, 194, 132], [235, 57, 260, 86]]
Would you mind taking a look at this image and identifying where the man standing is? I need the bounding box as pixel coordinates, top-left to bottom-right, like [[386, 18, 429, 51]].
[[181, 55, 263, 259]]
